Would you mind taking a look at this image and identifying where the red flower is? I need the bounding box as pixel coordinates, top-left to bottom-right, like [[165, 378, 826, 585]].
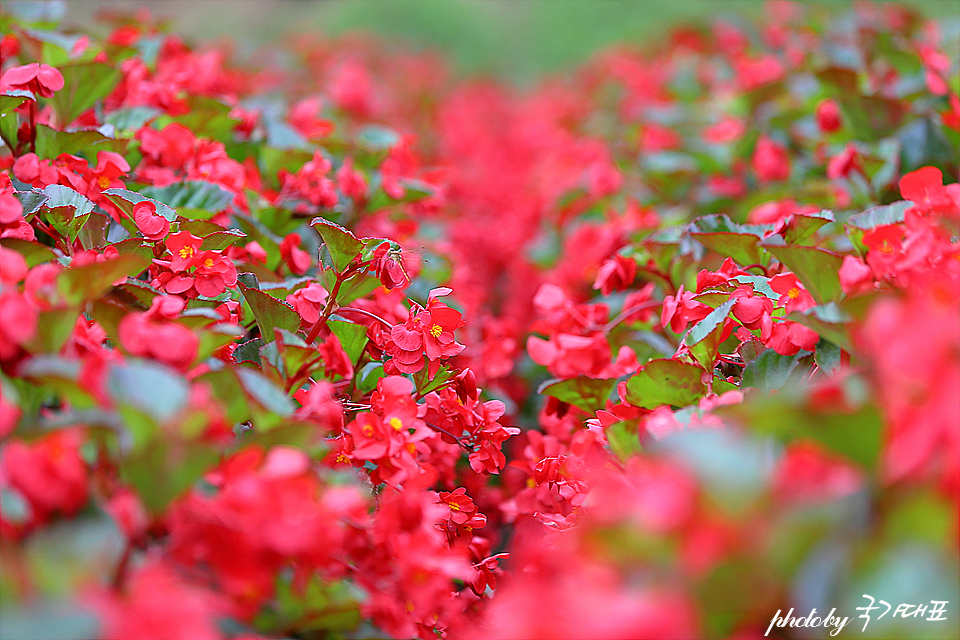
[[769, 272, 816, 314], [1, 63, 64, 98], [165, 231, 203, 272], [87, 560, 224, 640], [336, 157, 368, 200], [593, 253, 636, 295], [839, 255, 874, 296], [286, 282, 328, 327], [826, 143, 862, 180], [279, 233, 311, 275], [899, 166, 960, 219], [2, 429, 88, 523], [191, 251, 239, 297], [0, 290, 38, 360], [731, 286, 773, 331], [386, 297, 464, 375], [370, 242, 409, 290], [751, 134, 790, 182], [118, 296, 199, 370], [815, 99, 842, 132], [764, 320, 819, 355], [660, 284, 711, 334], [133, 201, 170, 241]]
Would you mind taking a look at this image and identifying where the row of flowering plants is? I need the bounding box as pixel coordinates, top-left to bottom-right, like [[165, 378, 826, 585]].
[[1, 2, 958, 639]]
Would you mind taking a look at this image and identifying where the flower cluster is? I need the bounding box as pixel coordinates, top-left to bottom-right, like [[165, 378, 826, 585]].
[[1, 3, 958, 640]]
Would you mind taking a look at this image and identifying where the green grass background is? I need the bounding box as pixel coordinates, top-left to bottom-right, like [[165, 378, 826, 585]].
[[61, 0, 960, 81]]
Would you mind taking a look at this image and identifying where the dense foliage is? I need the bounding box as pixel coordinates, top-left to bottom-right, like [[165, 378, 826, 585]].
[[0, 2, 958, 639]]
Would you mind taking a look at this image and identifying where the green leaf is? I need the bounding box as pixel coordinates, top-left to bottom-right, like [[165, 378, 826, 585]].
[[14, 188, 49, 218], [0, 238, 56, 268], [786, 303, 853, 352], [624, 359, 705, 409], [238, 282, 301, 342], [357, 362, 387, 394], [537, 376, 617, 413], [141, 180, 234, 212], [782, 211, 833, 246], [102, 188, 177, 221], [235, 338, 264, 366], [606, 421, 642, 462], [688, 214, 773, 266], [413, 363, 454, 397], [731, 275, 779, 301], [59, 253, 149, 305], [762, 244, 844, 304], [357, 125, 400, 151], [897, 117, 956, 173], [161, 95, 236, 142], [121, 439, 218, 515], [740, 349, 808, 393], [846, 200, 910, 230], [105, 106, 161, 133], [322, 270, 381, 306], [51, 62, 121, 126], [34, 125, 125, 160], [42, 184, 94, 241], [107, 360, 189, 430], [199, 229, 246, 251], [310, 218, 362, 273], [687, 298, 736, 346], [328, 319, 369, 366], [30, 309, 78, 353], [236, 367, 295, 427], [0, 91, 31, 148], [719, 384, 883, 470], [814, 338, 842, 375], [0, 603, 100, 640]]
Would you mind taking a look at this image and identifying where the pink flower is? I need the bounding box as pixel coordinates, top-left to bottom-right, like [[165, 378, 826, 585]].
[[133, 201, 170, 241], [751, 134, 790, 182], [1, 63, 64, 98], [815, 99, 842, 132]]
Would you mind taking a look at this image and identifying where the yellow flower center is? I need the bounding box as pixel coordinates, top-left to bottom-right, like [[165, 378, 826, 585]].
[[335, 453, 349, 464], [449, 502, 461, 511], [361, 423, 373, 437], [203, 257, 214, 268], [179, 246, 195, 259], [788, 287, 800, 299], [98, 176, 111, 189], [429, 324, 442, 337], [389, 417, 403, 431], [879, 240, 893, 254], [405, 601, 415, 612]]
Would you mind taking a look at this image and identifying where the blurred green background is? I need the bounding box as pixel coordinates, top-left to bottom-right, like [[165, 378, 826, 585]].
[[50, 0, 960, 81]]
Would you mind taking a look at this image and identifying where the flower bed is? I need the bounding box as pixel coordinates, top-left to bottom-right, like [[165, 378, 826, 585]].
[[0, 3, 958, 639]]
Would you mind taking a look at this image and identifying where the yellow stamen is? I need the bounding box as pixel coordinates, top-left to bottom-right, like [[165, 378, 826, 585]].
[[429, 324, 442, 338], [98, 176, 111, 189], [361, 423, 373, 437], [788, 287, 800, 299], [178, 246, 195, 259], [389, 417, 403, 431], [449, 502, 461, 511], [203, 257, 214, 268]]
